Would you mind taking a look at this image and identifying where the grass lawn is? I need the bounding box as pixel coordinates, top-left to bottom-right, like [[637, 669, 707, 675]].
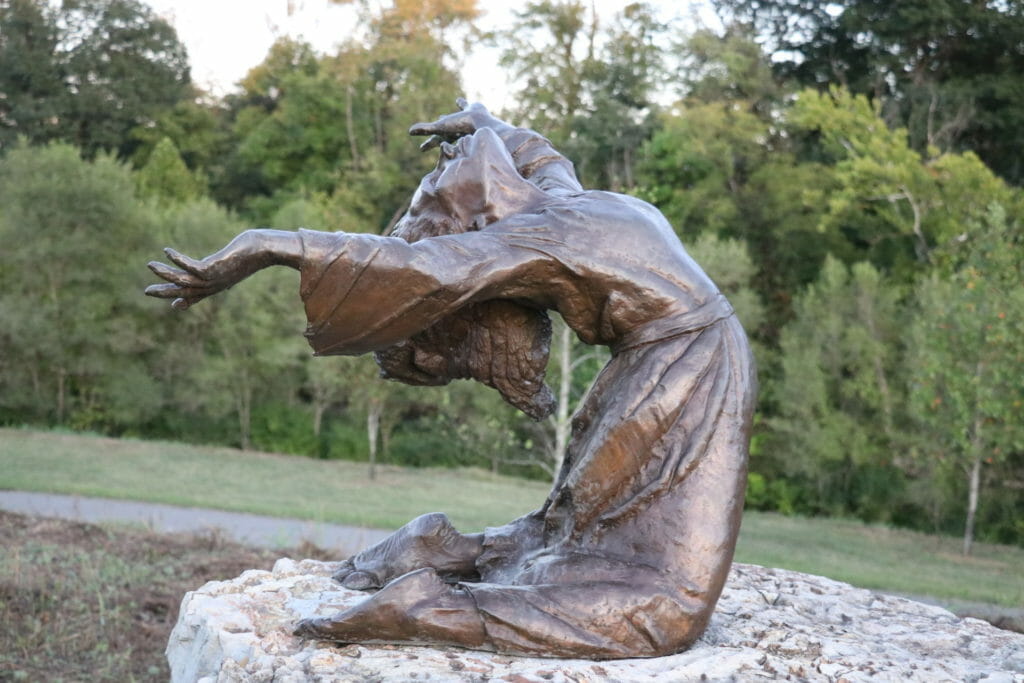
[[0, 427, 547, 532], [3, 427, 1022, 608], [735, 512, 1023, 608]]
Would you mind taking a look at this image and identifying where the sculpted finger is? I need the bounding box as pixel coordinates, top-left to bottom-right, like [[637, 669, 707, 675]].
[[409, 119, 437, 136], [409, 113, 473, 138], [145, 282, 185, 299], [148, 261, 202, 287], [172, 295, 208, 310], [164, 247, 206, 276], [145, 282, 214, 300], [419, 134, 443, 152], [456, 96, 469, 109]]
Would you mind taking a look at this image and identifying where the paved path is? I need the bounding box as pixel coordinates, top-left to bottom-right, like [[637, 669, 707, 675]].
[[5, 494, 1021, 634], [0, 490, 392, 555]]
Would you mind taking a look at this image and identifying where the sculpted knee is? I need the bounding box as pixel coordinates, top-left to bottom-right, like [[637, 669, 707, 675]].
[[625, 591, 712, 657], [408, 512, 454, 539]]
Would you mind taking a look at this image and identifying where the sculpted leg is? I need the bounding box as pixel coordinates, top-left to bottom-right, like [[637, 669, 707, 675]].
[[333, 512, 483, 590], [463, 579, 709, 659], [295, 570, 707, 658], [294, 568, 489, 649]]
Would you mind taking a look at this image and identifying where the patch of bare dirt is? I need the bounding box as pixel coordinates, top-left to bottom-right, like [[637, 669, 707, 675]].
[[0, 510, 331, 682]]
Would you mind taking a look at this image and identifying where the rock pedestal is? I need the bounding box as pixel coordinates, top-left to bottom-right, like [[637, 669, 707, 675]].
[[167, 559, 1024, 682]]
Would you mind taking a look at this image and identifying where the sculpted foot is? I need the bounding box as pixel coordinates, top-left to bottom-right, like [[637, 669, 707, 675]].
[[294, 568, 487, 648], [294, 568, 445, 641], [333, 513, 483, 590]]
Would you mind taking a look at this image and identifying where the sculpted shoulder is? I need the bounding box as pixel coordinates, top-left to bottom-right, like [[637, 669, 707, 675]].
[[547, 190, 682, 246]]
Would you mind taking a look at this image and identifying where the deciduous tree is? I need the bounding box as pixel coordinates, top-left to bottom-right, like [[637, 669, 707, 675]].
[[495, 1, 666, 189], [135, 136, 204, 204], [789, 87, 1017, 280], [714, 0, 1024, 183], [0, 144, 158, 427], [0, 0, 191, 159], [907, 205, 1024, 554], [771, 257, 906, 519]]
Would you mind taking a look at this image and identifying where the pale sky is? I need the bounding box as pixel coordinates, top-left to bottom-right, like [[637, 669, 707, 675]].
[[142, 0, 718, 109]]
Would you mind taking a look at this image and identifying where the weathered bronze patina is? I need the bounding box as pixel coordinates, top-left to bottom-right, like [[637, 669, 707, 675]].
[[146, 101, 756, 659]]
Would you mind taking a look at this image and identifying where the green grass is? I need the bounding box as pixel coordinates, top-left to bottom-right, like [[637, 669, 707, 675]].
[[735, 512, 1024, 608], [0, 428, 548, 532], [2, 427, 1022, 608]]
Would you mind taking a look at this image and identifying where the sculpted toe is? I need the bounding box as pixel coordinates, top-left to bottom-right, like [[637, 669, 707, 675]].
[[293, 617, 326, 639], [340, 570, 379, 591]]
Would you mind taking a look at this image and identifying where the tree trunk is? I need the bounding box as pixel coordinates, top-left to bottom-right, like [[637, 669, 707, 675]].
[[30, 361, 41, 403], [897, 185, 930, 264], [382, 197, 411, 235], [860, 293, 894, 439], [238, 389, 252, 451], [872, 354, 894, 437], [381, 422, 391, 458], [552, 323, 573, 476], [624, 145, 634, 189], [963, 362, 985, 556], [963, 451, 982, 556], [345, 84, 359, 168], [374, 103, 385, 153], [236, 369, 252, 451], [367, 398, 381, 481], [312, 398, 326, 438], [56, 366, 67, 424]]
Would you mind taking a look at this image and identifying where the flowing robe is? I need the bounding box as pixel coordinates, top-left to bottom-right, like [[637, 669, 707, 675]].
[[297, 130, 756, 658]]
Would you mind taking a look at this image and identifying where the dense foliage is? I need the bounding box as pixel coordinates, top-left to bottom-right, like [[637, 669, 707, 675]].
[[1, 0, 1021, 550], [0, 0, 190, 158]]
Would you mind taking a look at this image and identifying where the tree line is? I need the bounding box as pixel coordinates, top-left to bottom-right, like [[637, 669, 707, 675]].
[[1, 0, 1021, 553]]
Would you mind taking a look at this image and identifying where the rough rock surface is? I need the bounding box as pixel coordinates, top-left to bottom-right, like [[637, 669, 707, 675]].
[[167, 559, 1024, 682]]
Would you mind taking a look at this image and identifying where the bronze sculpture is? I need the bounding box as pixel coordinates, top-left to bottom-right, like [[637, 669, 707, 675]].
[[146, 101, 756, 659]]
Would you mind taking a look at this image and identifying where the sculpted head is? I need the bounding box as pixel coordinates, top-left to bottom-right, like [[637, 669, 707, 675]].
[[397, 128, 547, 239], [377, 127, 555, 420]]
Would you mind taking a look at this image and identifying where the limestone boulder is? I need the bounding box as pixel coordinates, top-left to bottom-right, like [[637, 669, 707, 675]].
[[167, 559, 1024, 682]]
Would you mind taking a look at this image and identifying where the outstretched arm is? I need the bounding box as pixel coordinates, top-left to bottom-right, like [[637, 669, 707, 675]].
[[150, 224, 566, 355], [145, 229, 302, 309]]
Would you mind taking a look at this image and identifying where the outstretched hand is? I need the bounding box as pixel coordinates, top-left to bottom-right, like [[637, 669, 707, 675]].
[[145, 232, 264, 309], [145, 229, 303, 310], [145, 247, 246, 310], [410, 98, 511, 151]]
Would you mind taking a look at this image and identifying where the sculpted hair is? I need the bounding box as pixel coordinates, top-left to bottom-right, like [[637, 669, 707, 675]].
[[374, 199, 555, 420]]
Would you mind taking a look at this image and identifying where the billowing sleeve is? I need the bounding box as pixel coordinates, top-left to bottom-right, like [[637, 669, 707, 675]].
[[498, 127, 583, 195], [297, 226, 554, 357]]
